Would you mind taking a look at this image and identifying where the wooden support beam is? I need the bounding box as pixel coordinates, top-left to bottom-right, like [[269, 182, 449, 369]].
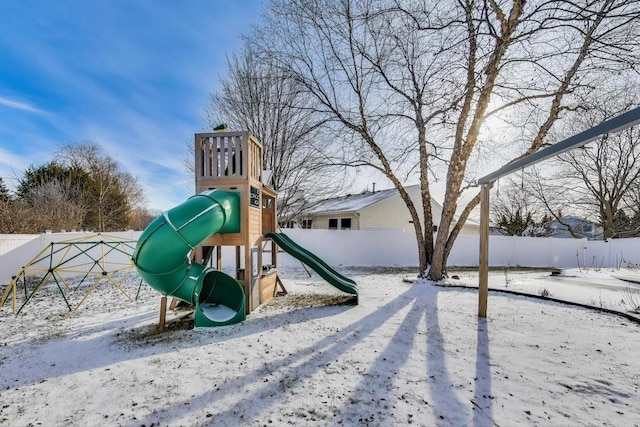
[[275, 274, 288, 296], [478, 184, 490, 318], [159, 296, 168, 327], [478, 106, 640, 185]]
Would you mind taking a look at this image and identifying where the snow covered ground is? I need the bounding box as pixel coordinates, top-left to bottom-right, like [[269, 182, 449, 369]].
[[1, 267, 639, 426]]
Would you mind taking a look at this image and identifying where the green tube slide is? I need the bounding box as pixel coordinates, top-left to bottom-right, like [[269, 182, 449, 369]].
[[266, 232, 358, 301], [132, 189, 246, 327]]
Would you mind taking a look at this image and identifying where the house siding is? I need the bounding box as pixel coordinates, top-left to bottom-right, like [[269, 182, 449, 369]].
[[294, 185, 478, 234], [311, 213, 360, 230], [460, 223, 479, 234], [359, 186, 444, 231]]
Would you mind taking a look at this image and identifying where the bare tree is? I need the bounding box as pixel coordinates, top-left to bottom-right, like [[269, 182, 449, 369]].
[[204, 49, 348, 221], [249, 0, 640, 278], [56, 143, 145, 231], [9, 161, 91, 233], [623, 176, 640, 235], [127, 207, 157, 231], [0, 199, 30, 234], [490, 178, 550, 236], [555, 107, 640, 239], [24, 180, 87, 232], [0, 180, 86, 233], [527, 167, 585, 238]]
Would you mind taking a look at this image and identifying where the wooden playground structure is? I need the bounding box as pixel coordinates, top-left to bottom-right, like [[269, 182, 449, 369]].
[[0, 130, 354, 326], [158, 131, 285, 326]]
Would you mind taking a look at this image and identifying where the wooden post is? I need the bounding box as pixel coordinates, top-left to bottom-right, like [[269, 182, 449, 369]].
[[478, 184, 490, 317], [272, 239, 277, 269], [275, 275, 288, 296], [235, 246, 241, 277], [159, 296, 167, 327]]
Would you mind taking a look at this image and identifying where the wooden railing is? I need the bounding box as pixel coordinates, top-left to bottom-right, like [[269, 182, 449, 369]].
[[195, 132, 263, 182]]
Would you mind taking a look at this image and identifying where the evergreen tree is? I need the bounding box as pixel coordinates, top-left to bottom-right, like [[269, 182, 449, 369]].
[[15, 161, 90, 202], [0, 177, 10, 202]]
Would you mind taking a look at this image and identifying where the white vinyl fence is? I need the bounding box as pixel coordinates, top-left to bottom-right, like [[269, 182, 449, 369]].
[[276, 230, 640, 270], [0, 231, 142, 285], [0, 234, 40, 257], [1, 230, 639, 285]]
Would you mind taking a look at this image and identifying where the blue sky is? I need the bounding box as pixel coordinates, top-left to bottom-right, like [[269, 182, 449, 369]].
[[0, 0, 264, 211]]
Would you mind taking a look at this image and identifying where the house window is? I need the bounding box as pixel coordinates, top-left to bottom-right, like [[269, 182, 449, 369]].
[[282, 220, 295, 229], [433, 225, 438, 232], [329, 217, 351, 230], [301, 219, 313, 229]]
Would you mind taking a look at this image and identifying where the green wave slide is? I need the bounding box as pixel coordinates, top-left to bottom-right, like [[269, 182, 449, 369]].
[[132, 189, 246, 327], [266, 232, 358, 301]]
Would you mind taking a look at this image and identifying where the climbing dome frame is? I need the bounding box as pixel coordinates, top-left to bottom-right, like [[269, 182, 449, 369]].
[[0, 233, 141, 314]]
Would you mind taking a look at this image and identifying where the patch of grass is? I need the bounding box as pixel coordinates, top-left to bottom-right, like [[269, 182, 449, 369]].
[[260, 294, 356, 312], [113, 313, 194, 348], [621, 286, 640, 314]]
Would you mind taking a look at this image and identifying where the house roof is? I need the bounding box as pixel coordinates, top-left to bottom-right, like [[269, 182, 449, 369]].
[[549, 216, 598, 226], [300, 184, 478, 229], [304, 185, 420, 216]]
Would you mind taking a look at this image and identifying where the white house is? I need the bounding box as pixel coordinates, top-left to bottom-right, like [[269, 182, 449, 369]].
[[286, 184, 479, 234], [547, 216, 603, 239]]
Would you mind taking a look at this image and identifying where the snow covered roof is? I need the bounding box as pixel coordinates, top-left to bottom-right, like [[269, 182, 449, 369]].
[[304, 186, 408, 215]]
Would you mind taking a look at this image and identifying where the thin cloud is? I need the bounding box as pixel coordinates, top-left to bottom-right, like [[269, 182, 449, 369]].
[[0, 97, 46, 115]]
